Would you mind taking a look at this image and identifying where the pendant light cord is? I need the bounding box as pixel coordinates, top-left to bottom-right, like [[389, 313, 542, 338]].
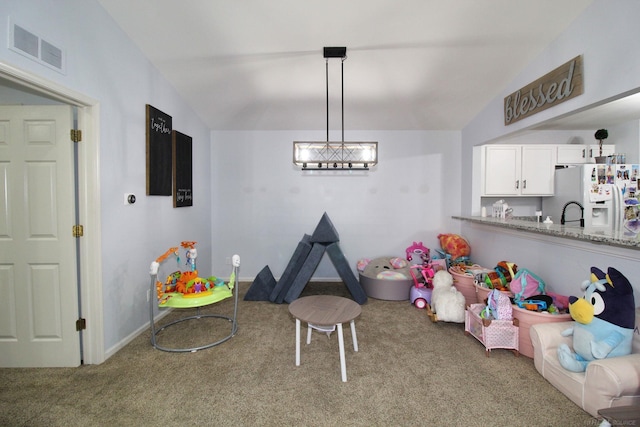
[[326, 59, 329, 142], [326, 55, 347, 157], [341, 58, 345, 143]]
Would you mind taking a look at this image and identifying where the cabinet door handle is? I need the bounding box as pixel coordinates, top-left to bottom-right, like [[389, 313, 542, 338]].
[[516, 180, 519, 189], [582, 149, 586, 158], [589, 148, 593, 158], [523, 179, 527, 189]]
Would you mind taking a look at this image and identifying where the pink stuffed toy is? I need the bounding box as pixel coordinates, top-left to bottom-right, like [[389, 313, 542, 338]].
[[437, 233, 471, 261]]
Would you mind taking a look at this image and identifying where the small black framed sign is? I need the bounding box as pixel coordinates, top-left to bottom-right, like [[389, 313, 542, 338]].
[[146, 104, 173, 196], [172, 130, 193, 207]]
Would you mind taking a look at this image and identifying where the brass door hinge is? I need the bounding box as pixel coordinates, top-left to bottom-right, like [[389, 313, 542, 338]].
[[72, 225, 84, 237], [76, 318, 86, 331], [70, 129, 82, 143]]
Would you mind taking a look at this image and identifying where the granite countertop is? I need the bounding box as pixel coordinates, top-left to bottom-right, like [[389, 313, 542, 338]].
[[453, 216, 640, 250]]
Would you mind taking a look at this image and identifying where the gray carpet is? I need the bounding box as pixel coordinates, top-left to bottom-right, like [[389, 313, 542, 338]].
[[0, 282, 596, 426]]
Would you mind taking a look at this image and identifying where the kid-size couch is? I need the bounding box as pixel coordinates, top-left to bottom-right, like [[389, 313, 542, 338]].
[[530, 308, 640, 417]]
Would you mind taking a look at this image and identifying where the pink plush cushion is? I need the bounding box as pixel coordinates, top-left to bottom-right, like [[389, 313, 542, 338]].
[[356, 258, 370, 272], [390, 257, 408, 269], [377, 270, 408, 280]]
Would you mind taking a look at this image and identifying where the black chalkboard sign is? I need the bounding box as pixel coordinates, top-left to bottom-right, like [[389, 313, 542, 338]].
[[172, 130, 193, 208], [146, 104, 172, 195]]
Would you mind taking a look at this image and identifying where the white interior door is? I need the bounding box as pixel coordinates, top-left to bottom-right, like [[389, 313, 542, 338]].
[[0, 105, 80, 367]]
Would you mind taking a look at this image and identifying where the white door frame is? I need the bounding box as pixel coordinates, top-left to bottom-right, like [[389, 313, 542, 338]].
[[0, 61, 104, 364]]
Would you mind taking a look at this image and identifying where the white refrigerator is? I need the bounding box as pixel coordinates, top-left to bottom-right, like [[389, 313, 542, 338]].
[[542, 164, 639, 234], [614, 164, 640, 234]]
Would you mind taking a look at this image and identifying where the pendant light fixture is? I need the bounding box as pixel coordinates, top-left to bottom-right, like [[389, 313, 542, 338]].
[[293, 47, 378, 171]]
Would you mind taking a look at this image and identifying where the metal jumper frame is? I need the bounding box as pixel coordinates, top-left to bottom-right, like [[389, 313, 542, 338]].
[[148, 254, 240, 353]]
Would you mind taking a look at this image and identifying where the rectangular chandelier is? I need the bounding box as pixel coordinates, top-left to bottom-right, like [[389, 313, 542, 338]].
[[293, 141, 378, 170], [293, 47, 378, 172]]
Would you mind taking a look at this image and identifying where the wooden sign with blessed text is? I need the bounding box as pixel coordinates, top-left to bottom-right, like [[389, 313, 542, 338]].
[[504, 55, 583, 125]]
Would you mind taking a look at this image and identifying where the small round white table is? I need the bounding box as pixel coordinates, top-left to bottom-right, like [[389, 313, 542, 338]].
[[288, 295, 362, 382]]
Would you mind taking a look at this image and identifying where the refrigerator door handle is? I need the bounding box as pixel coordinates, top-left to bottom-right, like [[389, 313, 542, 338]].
[[611, 186, 621, 231]]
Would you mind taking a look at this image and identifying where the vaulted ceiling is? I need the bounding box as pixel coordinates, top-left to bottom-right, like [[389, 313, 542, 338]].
[[98, 0, 594, 131]]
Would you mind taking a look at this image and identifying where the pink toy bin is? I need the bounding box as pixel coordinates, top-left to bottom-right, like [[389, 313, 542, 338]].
[[511, 305, 571, 358], [449, 267, 477, 307]]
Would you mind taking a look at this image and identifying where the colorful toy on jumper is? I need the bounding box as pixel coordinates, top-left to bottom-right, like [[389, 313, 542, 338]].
[[557, 266, 635, 373], [150, 241, 236, 309]]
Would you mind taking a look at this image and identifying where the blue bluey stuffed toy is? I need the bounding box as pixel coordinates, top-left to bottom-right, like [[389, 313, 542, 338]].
[[557, 267, 635, 373]]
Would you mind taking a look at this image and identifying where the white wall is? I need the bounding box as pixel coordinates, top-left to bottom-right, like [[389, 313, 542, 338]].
[[463, 0, 640, 148], [210, 130, 462, 280], [0, 1, 212, 355], [460, 0, 640, 303], [608, 119, 640, 162], [461, 0, 640, 217], [0, 0, 464, 361], [463, 0, 640, 217], [3, 0, 638, 361]]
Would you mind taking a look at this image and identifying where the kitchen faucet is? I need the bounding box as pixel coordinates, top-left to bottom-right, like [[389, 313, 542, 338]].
[[561, 201, 584, 227]]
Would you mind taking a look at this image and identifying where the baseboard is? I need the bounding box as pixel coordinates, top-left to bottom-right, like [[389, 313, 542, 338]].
[[103, 309, 173, 361]]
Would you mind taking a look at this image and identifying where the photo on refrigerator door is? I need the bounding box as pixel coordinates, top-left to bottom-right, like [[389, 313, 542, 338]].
[[615, 164, 637, 198], [597, 165, 606, 184], [617, 164, 639, 235], [624, 206, 639, 234], [605, 165, 615, 184]]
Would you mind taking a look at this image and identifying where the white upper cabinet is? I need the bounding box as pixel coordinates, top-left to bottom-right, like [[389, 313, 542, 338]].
[[482, 145, 556, 196], [586, 144, 615, 162], [556, 144, 615, 164]]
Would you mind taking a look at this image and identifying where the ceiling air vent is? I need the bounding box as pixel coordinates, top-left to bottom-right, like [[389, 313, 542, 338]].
[[8, 18, 66, 74]]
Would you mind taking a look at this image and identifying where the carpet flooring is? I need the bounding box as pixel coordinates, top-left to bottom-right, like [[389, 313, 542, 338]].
[[0, 282, 597, 426]]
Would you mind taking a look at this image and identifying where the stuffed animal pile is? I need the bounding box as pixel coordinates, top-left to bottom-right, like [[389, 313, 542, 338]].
[[557, 266, 636, 372]]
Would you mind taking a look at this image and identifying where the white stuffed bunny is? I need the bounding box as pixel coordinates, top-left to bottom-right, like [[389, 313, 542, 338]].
[[430, 270, 466, 323]]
